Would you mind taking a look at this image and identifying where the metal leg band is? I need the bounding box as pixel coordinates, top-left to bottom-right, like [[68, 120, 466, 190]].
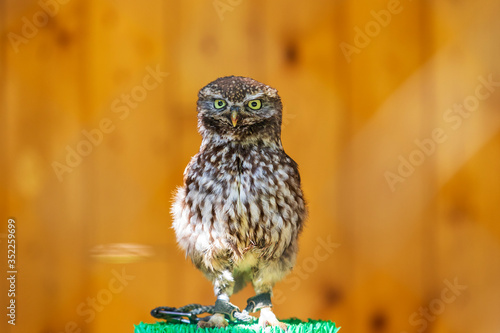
[[214, 298, 240, 321], [244, 292, 272, 313]]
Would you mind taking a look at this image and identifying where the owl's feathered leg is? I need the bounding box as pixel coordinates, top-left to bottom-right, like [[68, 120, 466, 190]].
[[252, 269, 289, 330], [197, 269, 235, 328]]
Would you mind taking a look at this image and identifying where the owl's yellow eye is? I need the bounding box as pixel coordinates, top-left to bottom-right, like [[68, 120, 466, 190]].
[[248, 99, 262, 110], [214, 99, 226, 109]]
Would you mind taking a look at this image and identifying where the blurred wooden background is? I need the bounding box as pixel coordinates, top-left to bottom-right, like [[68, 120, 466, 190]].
[[1, 0, 500, 332]]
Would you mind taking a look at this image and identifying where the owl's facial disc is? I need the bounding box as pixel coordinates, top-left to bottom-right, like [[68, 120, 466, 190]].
[[197, 76, 283, 140]]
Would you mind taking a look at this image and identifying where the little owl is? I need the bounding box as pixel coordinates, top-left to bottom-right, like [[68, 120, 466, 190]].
[[172, 76, 307, 329]]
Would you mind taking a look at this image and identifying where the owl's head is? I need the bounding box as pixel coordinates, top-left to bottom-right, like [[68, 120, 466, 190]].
[[197, 76, 283, 144]]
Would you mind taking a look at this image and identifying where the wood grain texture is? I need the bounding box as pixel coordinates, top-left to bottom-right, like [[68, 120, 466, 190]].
[[1, 0, 499, 333]]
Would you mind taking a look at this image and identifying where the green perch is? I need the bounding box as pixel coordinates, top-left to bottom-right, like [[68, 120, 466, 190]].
[[135, 319, 340, 333]]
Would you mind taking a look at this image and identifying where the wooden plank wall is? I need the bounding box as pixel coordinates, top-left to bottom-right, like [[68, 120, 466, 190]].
[[1, 0, 499, 333]]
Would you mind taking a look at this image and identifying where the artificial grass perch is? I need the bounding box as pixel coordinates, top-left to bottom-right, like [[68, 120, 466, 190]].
[[135, 319, 340, 333]]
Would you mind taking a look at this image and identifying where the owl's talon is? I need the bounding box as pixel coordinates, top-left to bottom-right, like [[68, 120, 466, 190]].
[[258, 307, 287, 331], [197, 313, 228, 328]]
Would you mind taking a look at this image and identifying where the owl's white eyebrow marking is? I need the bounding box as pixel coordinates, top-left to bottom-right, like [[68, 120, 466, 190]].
[[244, 93, 266, 102]]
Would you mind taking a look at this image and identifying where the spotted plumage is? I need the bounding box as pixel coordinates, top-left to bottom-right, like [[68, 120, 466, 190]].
[[172, 76, 307, 328]]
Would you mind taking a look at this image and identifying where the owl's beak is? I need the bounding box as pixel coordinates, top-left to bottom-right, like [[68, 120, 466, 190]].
[[231, 110, 239, 127]]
